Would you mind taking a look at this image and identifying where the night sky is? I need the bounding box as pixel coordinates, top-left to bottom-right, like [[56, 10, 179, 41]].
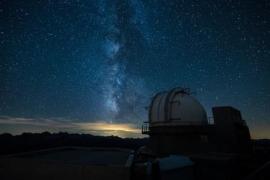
[[1, 0, 270, 138]]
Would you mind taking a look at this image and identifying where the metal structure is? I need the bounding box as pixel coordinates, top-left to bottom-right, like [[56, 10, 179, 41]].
[[143, 87, 251, 156], [148, 87, 208, 127]]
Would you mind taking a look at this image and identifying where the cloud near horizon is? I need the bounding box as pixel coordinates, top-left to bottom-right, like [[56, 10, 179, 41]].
[[0, 116, 269, 139], [0, 116, 145, 138]]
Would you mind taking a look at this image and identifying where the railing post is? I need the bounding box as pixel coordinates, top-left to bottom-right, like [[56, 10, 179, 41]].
[[142, 122, 149, 134]]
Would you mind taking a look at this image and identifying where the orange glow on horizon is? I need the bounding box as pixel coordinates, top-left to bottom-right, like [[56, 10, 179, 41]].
[[74, 121, 144, 138], [75, 122, 140, 132]]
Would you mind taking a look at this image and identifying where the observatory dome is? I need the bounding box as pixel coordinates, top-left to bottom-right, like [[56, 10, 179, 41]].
[[149, 88, 208, 126]]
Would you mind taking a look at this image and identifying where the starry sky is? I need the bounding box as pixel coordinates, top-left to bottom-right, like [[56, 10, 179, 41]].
[[0, 0, 270, 138]]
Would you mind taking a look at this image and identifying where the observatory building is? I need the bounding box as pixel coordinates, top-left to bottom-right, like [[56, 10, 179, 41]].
[[142, 87, 251, 156]]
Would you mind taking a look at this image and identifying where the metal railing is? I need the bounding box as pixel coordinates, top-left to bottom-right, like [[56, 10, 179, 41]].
[[142, 122, 149, 134], [208, 116, 214, 124]]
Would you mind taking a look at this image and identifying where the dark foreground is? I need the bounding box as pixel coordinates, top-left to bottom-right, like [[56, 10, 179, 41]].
[[0, 133, 270, 180]]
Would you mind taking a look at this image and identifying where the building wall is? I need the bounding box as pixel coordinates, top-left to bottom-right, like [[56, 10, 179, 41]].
[[146, 106, 252, 156], [212, 107, 252, 154], [148, 125, 213, 156]]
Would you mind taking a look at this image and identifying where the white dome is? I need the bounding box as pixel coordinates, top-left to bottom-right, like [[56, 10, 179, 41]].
[[149, 88, 208, 126]]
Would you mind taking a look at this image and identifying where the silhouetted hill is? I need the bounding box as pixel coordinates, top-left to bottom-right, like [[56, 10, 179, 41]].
[[0, 132, 148, 155]]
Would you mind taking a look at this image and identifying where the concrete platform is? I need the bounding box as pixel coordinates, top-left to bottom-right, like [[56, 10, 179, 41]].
[[0, 147, 134, 180]]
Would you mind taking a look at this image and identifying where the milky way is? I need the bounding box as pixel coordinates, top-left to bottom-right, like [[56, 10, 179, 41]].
[[98, 0, 150, 123]]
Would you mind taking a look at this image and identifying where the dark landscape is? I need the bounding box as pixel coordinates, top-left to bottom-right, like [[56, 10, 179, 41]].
[[0, 132, 270, 180], [0, 132, 148, 155]]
